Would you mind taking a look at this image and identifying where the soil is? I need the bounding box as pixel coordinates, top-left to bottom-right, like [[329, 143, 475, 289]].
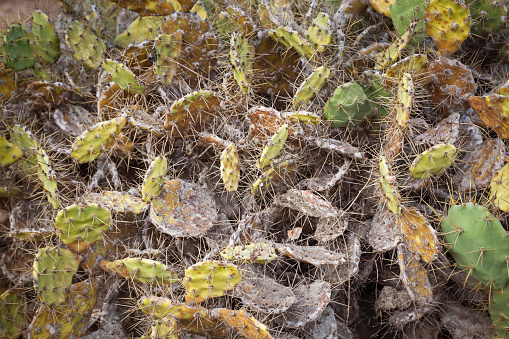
[[0, 0, 62, 28]]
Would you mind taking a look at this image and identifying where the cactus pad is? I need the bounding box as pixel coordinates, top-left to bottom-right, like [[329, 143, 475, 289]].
[[307, 12, 331, 53], [0, 136, 23, 168], [84, 191, 149, 214], [375, 29, 412, 70], [275, 244, 346, 266], [425, 0, 471, 55], [142, 157, 168, 202], [164, 90, 220, 137], [115, 16, 166, 47], [207, 308, 273, 338], [220, 243, 277, 264], [258, 124, 288, 169], [397, 244, 433, 303], [282, 280, 331, 328], [66, 20, 106, 69], [70, 116, 127, 163], [32, 10, 59, 64], [268, 26, 315, 60], [103, 59, 146, 94], [398, 207, 438, 263], [2, 23, 35, 71], [442, 202, 509, 288], [323, 82, 374, 127], [183, 261, 242, 304], [220, 143, 240, 192], [111, 0, 195, 15], [409, 144, 457, 179], [370, 0, 396, 17], [396, 73, 414, 127], [150, 179, 218, 237], [32, 247, 81, 305], [99, 258, 179, 285], [390, 0, 427, 43], [469, 0, 507, 36], [380, 156, 401, 214], [469, 94, 509, 139], [230, 32, 255, 94], [154, 33, 182, 84], [490, 163, 509, 212], [293, 66, 330, 108]]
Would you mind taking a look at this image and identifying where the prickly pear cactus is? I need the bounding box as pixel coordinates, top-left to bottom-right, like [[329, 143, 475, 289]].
[[183, 261, 242, 304], [103, 59, 146, 94], [99, 258, 179, 284], [258, 124, 288, 169], [220, 243, 277, 263], [0, 289, 26, 339], [142, 156, 168, 202], [293, 66, 330, 107], [2, 23, 35, 71], [230, 32, 255, 93], [32, 10, 59, 64], [220, 142, 240, 192], [66, 20, 106, 69], [490, 163, 509, 212], [380, 156, 401, 214], [409, 144, 457, 179], [154, 33, 182, 85], [323, 82, 374, 127]]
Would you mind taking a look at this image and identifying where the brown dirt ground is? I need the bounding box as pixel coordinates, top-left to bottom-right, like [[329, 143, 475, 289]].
[[0, 0, 62, 28]]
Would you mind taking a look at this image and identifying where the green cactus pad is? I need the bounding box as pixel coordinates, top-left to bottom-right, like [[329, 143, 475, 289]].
[[425, 0, 471, 55], [258, 124, 288, 169], [390, 0, 428, 44], [230, 32, 255, 94], [54, 203, 112, 253], [164, 90, 220, 137], [374, 29, 412, 70], [10, 125, 38, 176], [323, 82, 374, 127], [370, 0, 396, 17], [207, 308, 272, 339], [142, 157, 168, 202], [2, 23, 35, 71], [0, 289, 26, 339], [490, 163, 509, 212], [380, 156, 401, 214], [287, 111, 321, 124], [70, 116, 127, 163], [111, 0, 195, 15], [34, 148, 60, 209], [409, 144, 457, 179], [32, 246, 81, 305], [468, 0, 507, 36], [359, 72, 391, 117], [30, 279, 98, 338], [0, 136, 23, 168], [490, 288, 509, 337], [306, 12, 331, 53], [154, 33, 182, 85], [99, 258, 179, 285], [32, 10, 59, 64], [115, 16, 166, 47], [220, 143, 240, 192], [385, 54, 428, 87], [293, 66, 330, 107], [0, 186, 21, 197], [66, 20, 106, 69], [103, 59, 146, 94], [268, 26, 316, 60], [220, 243, 277, 264], [396, 72, 414, 127], [442, 202, 509, 288], [183, 261, 242, 304]]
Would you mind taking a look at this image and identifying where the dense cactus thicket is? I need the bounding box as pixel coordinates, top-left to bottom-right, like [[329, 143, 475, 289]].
[[1, 0, 509, 337]]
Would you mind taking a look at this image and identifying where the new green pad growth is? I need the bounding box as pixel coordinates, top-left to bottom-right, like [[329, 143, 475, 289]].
[[33, 247, 80, 305], [258, 124, 288, 169], [54, 204, 112, 253], [293, 66, 330, 107], [220, 143, 240, 192], [323, 82, 374, 127], [32, 10, 59, 64], [70, 116, 127, 163], [103, 59, 146, 94], [142, 156, 168, 202], [230, 32, 255, 93], [442, 202, 509, 288], [409, 144, 457, 179], [66, 20, 106, 69], [0, 136, 23, 168], [306, 12, 331, 53], [99, 258, 179, 285], [2, 23, 35, 71], [183, 261, 242, 304]]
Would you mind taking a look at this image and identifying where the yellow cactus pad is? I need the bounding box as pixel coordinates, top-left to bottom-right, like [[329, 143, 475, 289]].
[[220, 143, 240, 192], [398, 207, 438, 263], [490, 163, 509, 212]]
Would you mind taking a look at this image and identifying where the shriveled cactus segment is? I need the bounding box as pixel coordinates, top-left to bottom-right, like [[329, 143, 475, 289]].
[[323, 82, 374, 127], [293, 66, 330, 108], [409, 144, 457, 179], [70, 116, 127, 164], [66, 20, 105, 69], [99, 258, 179, 284], [425, 0, 471, 55], [103, 59, 146, 94], [183, 261, 242, 304], [150, 179, 218, 237], [111, 0, 195, 16], [0, 136, 22, 168], [268, 26, 316, 60], [164, 90, 220, 137], [490, 289, 509, 337], [469, 94, 509, 139], [32, 247, 80, 305], [275, 244, 346, 266], [490, 163, 509, 212], [0, 289, 26, 339], [220, 143, 240, 192], [258, 124, 288, 169], [468, 0, 507, 36], [379, 156, 401, 214], [220, 243, 277, 264], [2, 23, 35, 71], [398, 207, 438, 263], [154, 33, 182, 84], [115, 16, 166, 47], [442, 202, 509, 288], [230, 32, 255, 94], [32, 10, 59, 64], [275, 189, 342, 218], [397, 244, 433, 303], [83, 191, 148, 214], [142, 156, 168, 202], [29, 279, 98, 338], [207, 308, 274, 339], [287, 111, 321, 124], [54, 203, 112, 252]]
